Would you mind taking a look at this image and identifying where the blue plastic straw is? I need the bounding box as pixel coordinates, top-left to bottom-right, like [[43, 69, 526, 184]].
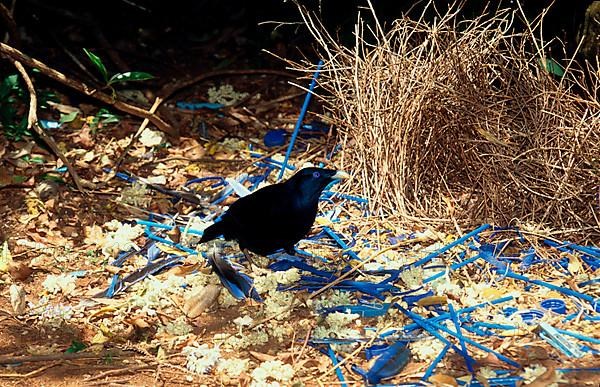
[[398, 305, 520, 368], [278, 60, 324, 181], [555, 328, 600, 344], [327, 345, 348, 387], [449, 303, 476, 372], [136, 219, 205, 236], [424, 254, 481, 283], [410, 224, 491, 268], [322, 226, 361, 260], [384, 296, 514, 337], [504, 271, 595, 304], [422, 343, 451, 381]]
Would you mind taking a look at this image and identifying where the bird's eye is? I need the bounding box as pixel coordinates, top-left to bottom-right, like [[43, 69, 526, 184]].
[[312, 171, 321, 178]]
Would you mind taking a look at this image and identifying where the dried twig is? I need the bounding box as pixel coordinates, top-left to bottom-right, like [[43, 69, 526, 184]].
[[84, 363, 156, 382], [0, 362, 59, 378], [112, 97, 163, 172], [0, 350, 124, 365], [12, 60, 86, 192], [0, 42, 177, 136]]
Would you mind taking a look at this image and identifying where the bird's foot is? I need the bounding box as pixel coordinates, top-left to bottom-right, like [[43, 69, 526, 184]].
[[242, 248, 268, 269]]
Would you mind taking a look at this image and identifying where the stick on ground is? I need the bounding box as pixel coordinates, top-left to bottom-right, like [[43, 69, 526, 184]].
[[12, 60, 86, 192], [0, 42, 176, 136]]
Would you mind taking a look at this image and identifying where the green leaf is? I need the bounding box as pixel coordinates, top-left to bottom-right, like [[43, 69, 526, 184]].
[[12, 175, 28, 183], [108, 71, 154, 85], [65, 340, 86, 354], [41, 174, 65, 184], [0, 74, 19, 100], [60, 111, 79, 124], [539, 57, 564, 77], [83, 48, 108, 82], [96, 108, 120, 125]]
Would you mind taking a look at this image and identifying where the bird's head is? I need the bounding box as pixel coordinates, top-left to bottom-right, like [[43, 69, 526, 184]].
[[287, 167, 350, 204]]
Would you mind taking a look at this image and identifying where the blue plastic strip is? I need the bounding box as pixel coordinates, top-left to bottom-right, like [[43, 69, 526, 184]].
[[449, 303, 476, 372], [327, 345, 348, 387], [555, 328, 600, 344], [397, 304, 520, 368], [421, 343, 451, 381], [504, 271, 595, 304], [136, 219, 205, 237], [322, 227, 361, 260], [278, 60, 324, 180], [382, 296, 514, 338], [410, 224, 491, 268], [423, 254, 481, 283]]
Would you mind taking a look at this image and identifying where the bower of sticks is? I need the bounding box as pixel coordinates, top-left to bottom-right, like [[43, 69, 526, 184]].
[[293, 5, 600, 238]]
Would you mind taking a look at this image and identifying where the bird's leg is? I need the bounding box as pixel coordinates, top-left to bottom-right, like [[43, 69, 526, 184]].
[[242, 248, 258, 268]]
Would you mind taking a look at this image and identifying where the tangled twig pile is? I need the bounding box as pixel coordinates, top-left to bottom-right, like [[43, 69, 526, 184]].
[[292, 2, 600, 236]]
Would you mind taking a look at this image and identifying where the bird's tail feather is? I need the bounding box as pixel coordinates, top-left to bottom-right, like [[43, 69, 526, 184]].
[[200, 221, 225, 243]]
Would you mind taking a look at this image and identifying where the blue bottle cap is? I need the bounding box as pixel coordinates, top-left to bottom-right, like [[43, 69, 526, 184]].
[[263, 129, 287, 147], [540, 298, 567, 314]]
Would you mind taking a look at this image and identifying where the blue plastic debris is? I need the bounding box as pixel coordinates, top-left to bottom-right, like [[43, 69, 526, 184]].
[[514, 309, 545, 325], [264, 128, 288, 147], [327, 345, 348, 387], [539, 322, 586, 358], [365, 341, 411, 384], [540, 298, 567, 314], [278, 60, 323, 180], [176, 101, 223, 110]]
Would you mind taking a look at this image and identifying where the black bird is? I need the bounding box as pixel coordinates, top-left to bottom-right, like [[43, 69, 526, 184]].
[[200, 167, 349, 257]]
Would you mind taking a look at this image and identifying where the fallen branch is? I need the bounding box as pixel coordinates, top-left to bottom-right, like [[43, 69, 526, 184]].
[[0, 350, 124, 365], [112, 96, 163, 171], [0, 42, 177, 136], [0, 362, 59, 378], [84, 363, 156, 382], [13, 60, 86, 192]]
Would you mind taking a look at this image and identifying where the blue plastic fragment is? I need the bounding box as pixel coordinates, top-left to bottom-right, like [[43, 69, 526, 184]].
[[327, 345, 348, 387], [264, 129, 288, 147], [389, 296, 514, 337], [479, 243, 509, 272], [278, 60, 324, 180], [448, 303, 476, 373], [176, 101, 223, 110], [39, 119, 61, 129], [322, 227, 361, 260], [321, 303, 391, 318], [365, 344, 390, 360], [504, 271, 596, 305], [540, 298, 567, 314], [365, 341, 411, 384], [539, 322, 585, 358], [396, 304, 520, 368], [422, 342, 451, 381], [410, 224, 491, 268], [544, 239, 600, 270]]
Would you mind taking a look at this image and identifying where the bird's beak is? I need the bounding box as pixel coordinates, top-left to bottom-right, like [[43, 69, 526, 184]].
[[332, 170, 350, 180]]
